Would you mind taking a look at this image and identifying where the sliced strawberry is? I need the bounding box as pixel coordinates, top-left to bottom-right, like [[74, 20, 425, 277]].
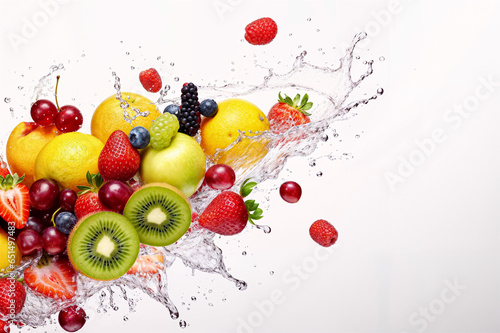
[[0, 174, 30, 228], [127, 254, 164, 277], [24, 255, 77, 300]]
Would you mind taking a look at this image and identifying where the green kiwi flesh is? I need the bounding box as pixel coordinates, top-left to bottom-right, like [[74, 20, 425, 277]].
[[123, 185, 192, 246], [68, 211, 140, 281]]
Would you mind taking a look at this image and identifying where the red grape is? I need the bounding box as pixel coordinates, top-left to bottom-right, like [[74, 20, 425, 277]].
[[29, 178, 60, 211], [55, 105, 83, 133], [98, 180, 134, 211], [42, 227, 67, 255], [58, 305, 86, 332], [24, 216, 45, 234], [59, 189, 78, 211], [16, 229, 43, 256], [205, 164, 236, 190], [30, 99, 58, 126], [279, 181, 302, 203]]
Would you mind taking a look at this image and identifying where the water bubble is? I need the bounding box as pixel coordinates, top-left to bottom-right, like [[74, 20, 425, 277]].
[[236, 281, 248, 291], [242, 251, 247, 256], [379, 56, 385, 61], [355, 134, 360, 138], [157, 56, 162, 60], [309, 160, 316, 167], [123, 316, 128, 321], [316, 171, 323, 177], [125, 52, 130, 55], [208, 289, 213, 293], [4, 98, 10, 103], [174, 77, 179, 82], [191, 296, 196, 301], [316, 29, 320, 32], [131, 66, 135, 70], [222, 298, 227, 302], [179, 320, 187, 328], [269, 271, 274, 275], [170, 62, 175, 66], [81, 54, 86, 58], [321, 134, 329, 142], [18, 86, 23, 90], [208, 303, 213, 307], [355, 56, 360, 60], [289, 33, 293, 37], [307, 18, 311, 21], [377, 88, 384, 95]]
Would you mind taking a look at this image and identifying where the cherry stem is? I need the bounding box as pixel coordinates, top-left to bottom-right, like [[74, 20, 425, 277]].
[[55, 75, 61, 110]]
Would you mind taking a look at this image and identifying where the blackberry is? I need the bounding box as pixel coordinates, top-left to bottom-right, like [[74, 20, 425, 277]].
[[177, 82, 201, 136]]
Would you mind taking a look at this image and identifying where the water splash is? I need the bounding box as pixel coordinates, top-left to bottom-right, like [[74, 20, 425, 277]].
[[4, 32, 381, 330]]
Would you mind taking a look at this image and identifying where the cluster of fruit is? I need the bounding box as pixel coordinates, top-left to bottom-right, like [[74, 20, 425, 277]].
[[0, 25, 338, 328]]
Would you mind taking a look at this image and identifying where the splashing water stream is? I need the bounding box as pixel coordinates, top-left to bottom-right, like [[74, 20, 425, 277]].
[[3, 32, 381, 330]]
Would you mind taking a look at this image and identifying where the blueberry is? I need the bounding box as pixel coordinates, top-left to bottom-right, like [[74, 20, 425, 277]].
[[199, 99, 218, 117], [164, 104, 180, 116], [129, 126, 150, 149], [55, 211, 78, 234]]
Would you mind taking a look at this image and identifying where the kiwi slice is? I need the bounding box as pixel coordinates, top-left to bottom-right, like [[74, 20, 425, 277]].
[[68, 211, 140, 281], [123, 183, 192, 246]]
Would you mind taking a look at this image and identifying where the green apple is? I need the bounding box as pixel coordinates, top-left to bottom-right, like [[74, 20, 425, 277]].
[[140, 133, 206, 197]]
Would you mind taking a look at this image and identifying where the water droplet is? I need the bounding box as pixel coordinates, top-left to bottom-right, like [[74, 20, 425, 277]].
[[289, 33, 293, 37], [125, 52, 130, 55], [222, 298, 227, 302], [208, 303, 213, 307], [191, 296, 196, 301], [208, 289, 213, 293], [355, 134, 360, 138], [18, 86, 23, 90], [170, 62, 175, 66], [307, 18, 311, 21], [123, 316, 128, 321], [179, 320, 187, 328], [113, 306, 119, 311], [316, 29, 320, 32], [379, 56, 385, 61], [269, 271, 274, 275], [174, 77, 179, 82], [355, 56, 360, 60], [242, 251, 247, 256], [309, 160, 316, 167], [377, 88, 384, 95], [236, 281, 248, 291], [4, 98, 10, 103], [81, 54, 86, 58], [157, 56, 162, 60], [131, 66, 135, 70], [316, 171, 323, 177], [321, 134, 329, 141]]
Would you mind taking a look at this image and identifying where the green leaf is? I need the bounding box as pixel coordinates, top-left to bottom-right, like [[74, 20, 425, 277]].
[[277, 92, 286, 103], [86, 171, 92, 186], [302, 102, 313, 111], [300, 93, 309, 107], [240, 178, 257, 198], [284, 95, 293, 106], [293, 94, 300, 107]]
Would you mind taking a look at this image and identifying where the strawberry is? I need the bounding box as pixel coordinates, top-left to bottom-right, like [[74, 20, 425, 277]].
[[267, 92, 313, 134], [139, 68, 162, 93], [199, 179, 263, 236], [0, 277, 26, 316], [309, 219, 338, 247], [98, 130, 141, 182], [127, 254, 164, 277], [75, 172, 113, 219], [0, 319, 9, 333], [244, 17, 278, 45], [0, 174, 30, 229], [0, 157, 9, 178], [24, 255, 77, 300]]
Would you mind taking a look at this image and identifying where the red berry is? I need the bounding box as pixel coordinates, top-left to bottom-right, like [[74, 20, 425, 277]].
[[279, 181, 302, 203], [0, 277, 26, 316], [205, 164, 236, 190], [245, 17, 278, 45], [55, 105, 83, 133], [309, 219, 338, 247], [199, 191, 248, 235], [139, 68, 162, 93], [31, 99, 58, 126], [98, 130, 141, 182]]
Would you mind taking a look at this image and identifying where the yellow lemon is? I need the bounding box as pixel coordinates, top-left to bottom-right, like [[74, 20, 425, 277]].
[[34, 132, 104, 191], [200, 98, 270, 170], [0, 228, 21, 274], [91, 92, 161, 143], [6, 122, 60, 188]]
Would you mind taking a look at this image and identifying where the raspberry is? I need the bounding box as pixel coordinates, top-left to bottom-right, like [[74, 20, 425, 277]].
[[177, 82, 201, 136], [139, 68, 162, 93], [309, 219, 338, 247], [149, 113, 180, 149], [245, 17, 278, 46]]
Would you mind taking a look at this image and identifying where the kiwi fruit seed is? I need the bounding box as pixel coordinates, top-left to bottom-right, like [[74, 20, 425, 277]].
[[68, 211, 140, 281], [123, 183, 192, 246]]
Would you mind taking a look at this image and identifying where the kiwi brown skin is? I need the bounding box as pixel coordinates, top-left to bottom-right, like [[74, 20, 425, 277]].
[[124, 182, 192, 247], [67, 211, 140, 281]]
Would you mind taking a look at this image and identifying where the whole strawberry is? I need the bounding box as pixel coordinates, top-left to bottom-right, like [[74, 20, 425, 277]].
[[0, 173, 30, 229], [98, 130, 141, 181], [139, 68, 162, 93], [309, 219, 338, 247], [75, 172, 114, 219], [199, 179, 263, 235], [245, 17, 278, 45], [267, 92, 312, 134], [0, 277, 26, 316]]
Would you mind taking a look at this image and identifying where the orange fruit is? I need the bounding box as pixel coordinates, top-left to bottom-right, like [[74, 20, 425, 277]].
[[200, 98, 270, 171], [91, 92, 161, 143], [6, 122, 60, 188]]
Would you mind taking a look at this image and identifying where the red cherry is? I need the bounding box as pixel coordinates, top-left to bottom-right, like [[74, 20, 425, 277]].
[[55, 105, 83, 133], [204, 164, 236, 190], [30, 99, 58, 126], [279, 181, 302, 203]]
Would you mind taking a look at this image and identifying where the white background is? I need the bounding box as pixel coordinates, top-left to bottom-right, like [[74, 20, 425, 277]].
[[1, 0, 500, 332]]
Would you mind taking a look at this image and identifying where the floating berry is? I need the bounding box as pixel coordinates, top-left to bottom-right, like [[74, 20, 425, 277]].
[[309, 219, 338, 247], [139, 68, 162, 93], [279, 181, 302, 203], [245, 17, 278, 45]]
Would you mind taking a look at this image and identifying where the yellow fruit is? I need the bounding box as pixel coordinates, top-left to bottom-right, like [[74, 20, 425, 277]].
[[200, 98, 270, 170], [0, 228, 21, 274], [34, 132, 104, 191], [91, 92, 161, 143], [6, 122, 60, 188]]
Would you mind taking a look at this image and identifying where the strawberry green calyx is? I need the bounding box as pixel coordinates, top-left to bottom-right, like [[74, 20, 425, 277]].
[[240, 178, 264, 225], [0, 173, 25, 190], [76, 171, 104, 195], [278, 92, 313, 116]]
